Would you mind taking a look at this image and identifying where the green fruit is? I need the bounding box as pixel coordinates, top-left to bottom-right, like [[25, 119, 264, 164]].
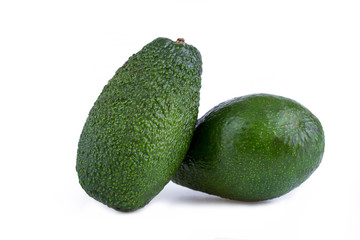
[[76, 37, 202, 211], [172, 93, 325, 201]]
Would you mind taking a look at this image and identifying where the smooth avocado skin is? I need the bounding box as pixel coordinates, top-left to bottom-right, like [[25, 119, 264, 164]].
[[172, 94, 325, 201], [76, 37, 202, 211]]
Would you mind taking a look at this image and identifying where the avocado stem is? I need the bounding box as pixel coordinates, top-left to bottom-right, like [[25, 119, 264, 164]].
[[175, 38, 185, 45]]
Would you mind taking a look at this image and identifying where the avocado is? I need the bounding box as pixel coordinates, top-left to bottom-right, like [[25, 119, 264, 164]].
[[172, 93, 325, 201], [76, 37, 202, 211]]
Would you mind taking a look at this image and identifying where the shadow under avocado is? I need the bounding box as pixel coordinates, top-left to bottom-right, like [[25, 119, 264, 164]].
[[156, 182, 277, 206]]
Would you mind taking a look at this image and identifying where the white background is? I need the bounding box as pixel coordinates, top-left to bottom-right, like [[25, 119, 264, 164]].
[[1, 0, 359, 239]]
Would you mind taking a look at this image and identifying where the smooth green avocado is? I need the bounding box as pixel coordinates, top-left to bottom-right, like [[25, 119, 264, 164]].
[[76, 37, 202, 211], [172, 93, 325, 201]]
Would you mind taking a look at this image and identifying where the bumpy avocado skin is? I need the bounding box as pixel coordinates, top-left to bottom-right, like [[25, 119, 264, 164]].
[[172, 94, 325, 201], [76, 38, 202, 211]]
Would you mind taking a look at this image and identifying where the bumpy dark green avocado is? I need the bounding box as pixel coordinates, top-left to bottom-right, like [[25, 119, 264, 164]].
[[76, 37, 202, 211], [172, 93, 325, 201]]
